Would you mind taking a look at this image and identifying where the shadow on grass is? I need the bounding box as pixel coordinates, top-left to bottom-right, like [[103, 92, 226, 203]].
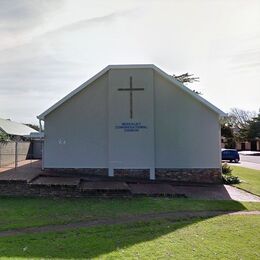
[[0, 200, 248, 259]]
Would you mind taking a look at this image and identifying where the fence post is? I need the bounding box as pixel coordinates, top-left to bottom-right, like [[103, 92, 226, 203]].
[[15, 141, 18, 169]]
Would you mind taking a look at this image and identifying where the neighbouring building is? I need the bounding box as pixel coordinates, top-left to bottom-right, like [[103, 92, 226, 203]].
[[236, 140, 260, 151], [38, 64, 226, 183], [0, 118, 42, 166], [0, 118, 37, 139]]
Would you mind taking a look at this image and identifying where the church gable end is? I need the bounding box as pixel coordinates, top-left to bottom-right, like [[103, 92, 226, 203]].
[[39, 65, 223, 183]]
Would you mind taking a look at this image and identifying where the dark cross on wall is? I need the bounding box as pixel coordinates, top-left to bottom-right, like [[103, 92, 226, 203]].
[[118, 76, 144, 119]]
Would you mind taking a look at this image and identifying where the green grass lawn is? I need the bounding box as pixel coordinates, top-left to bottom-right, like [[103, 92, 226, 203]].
[[0, 196, 260, 231], [231, 166, 260, 196], [0, 172, 259, 259], [0, 215, 259, 259]]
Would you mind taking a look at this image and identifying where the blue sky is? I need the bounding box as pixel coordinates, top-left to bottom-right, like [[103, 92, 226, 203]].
[[0, 0, 259, 123]]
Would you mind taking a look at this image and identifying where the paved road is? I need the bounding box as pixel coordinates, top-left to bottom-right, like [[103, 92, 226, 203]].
[[229, 155, 260, 170], [240, 155, 260, 164]]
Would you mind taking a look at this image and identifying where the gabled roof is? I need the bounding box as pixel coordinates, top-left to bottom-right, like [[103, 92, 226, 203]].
[[0, 118, 38, 136], [38, 64, 226, 120]]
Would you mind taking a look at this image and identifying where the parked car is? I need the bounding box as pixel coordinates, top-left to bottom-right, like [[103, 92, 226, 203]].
[[221, 149, 240, 163]]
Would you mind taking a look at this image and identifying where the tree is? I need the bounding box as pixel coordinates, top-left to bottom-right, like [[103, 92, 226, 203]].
[[173, 73, 200, 84], [221, 124, 233, 138], [228, 108, 256, 131], [247, 113, 260, 140], [0, 132, 10, 144], [172, 73, 201, 94], [220, 118, 236, 148], [224, 108, 257, 142]]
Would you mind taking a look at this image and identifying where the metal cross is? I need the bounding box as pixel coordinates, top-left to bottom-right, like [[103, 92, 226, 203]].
[[118, 76, 144, 119]]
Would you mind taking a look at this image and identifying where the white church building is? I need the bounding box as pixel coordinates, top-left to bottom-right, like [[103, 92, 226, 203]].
[[38, 64, 226, 183]]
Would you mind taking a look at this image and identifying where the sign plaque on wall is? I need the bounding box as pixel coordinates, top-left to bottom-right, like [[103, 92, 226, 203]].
[[115, 122, 147, 132]]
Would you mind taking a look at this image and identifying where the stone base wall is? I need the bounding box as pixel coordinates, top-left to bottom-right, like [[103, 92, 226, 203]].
[[156, 168, 222, 184], [114, 169, 150, 179], [45, 168, 108, 177], [44, 167, 222, 184], [113, 168, 221, 183]]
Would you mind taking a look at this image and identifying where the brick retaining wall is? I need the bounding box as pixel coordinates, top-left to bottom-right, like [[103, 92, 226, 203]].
[[0, 181, 128, 198], [43, 168, 222, 184]]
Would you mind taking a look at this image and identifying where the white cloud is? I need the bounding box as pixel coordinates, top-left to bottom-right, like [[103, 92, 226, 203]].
[[0, 0, 259, 123]]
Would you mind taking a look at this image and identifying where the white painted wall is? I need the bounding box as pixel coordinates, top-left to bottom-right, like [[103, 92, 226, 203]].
[[43, 67, 221, 170], [44, 73, 108, 168], [154, 72, 221, 168], [108, 69, 155, 170]]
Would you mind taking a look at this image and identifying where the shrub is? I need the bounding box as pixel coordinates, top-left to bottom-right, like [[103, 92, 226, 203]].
[[0, 132, 10, 144], [222, 163, 240, 184], [222, 174, 240, 184], [222, 163, 232, 174]]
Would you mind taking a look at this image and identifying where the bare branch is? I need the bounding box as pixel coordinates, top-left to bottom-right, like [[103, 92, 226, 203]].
[[173, 73, 200, 84]]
